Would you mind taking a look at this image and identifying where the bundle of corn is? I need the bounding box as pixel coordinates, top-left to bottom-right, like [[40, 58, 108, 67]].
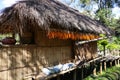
[[47, 30, 99, 40]]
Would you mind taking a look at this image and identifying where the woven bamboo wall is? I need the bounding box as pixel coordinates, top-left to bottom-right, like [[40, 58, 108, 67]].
[[0, 31, 98, 80], [75, 41, 97, 60], [0, 30, 73, 80], [0, 45, 72, 80], [34, 30, 73, 64], [34, 30, 72, 46]]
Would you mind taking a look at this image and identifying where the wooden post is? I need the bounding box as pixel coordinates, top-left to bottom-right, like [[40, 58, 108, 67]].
[[110, 61, 112, 67], [57, 76, 60, 80], [32, 78, 35, 80], [104, 61, 106, 71], [73, 69, 76, 80], [81, 66, 84, 80], [115, 60, 117, 66], [100, 62, 102, 74], [93, 67, 96, 76], [118, 59, 119, 65], [103, 45, 106, 56]]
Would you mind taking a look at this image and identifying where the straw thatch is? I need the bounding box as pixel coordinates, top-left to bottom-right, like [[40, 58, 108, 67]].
[[0, 0, 112, 35]]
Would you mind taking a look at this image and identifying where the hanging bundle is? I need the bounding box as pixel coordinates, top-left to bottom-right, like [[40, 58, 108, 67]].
[[47, 30, 99, 40]]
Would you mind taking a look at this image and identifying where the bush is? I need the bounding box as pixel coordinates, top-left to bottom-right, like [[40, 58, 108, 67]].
[[84, 65, 120, 80]]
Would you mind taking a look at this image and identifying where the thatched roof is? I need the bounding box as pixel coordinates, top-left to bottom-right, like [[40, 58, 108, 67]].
[[0, 0, 112, 35]]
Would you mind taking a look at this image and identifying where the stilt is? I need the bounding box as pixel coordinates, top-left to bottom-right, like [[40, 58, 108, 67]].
[[104, 61, 106, 71], [81, 66, 84, 80], [115, 60, 117, 66], [73, 69, 76, 80], [117, 59, 119, 65], [93, 67, 96, 76], [110, 61, 112, 67], [57, 76, 60, 80], [100, 62, 102, 74]]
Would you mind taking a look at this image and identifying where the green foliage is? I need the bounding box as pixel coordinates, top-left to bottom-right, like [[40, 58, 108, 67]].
[[100, 40, 108, 46], [107, 37, 120, 50], [65, 0, 120, 29], [95, 8, 118, 29], [98, 34, 120, 50], [63, 0, 120, 50], [84, 65, 120, 80], [80, 0, 91, 4], [107, 43, 120, 50], [97, 34, 108, 50], [79, 0, 117, 8]]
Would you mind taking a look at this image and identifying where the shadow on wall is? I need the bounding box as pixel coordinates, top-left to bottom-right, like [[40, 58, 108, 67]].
[[0, 46, 49, 80]]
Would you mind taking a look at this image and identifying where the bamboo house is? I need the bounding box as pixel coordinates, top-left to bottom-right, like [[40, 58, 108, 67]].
[[0, 0, 112, 80]]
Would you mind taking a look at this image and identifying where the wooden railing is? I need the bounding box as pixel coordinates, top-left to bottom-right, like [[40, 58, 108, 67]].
[[31, 56, 120, 80]]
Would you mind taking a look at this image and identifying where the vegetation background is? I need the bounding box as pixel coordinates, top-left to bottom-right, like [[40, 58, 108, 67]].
[[60, 0, 120, 51]]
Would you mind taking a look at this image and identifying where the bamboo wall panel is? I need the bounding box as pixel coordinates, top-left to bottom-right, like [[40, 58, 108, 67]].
[[0, 45, 72, 80], [0, 71, 9, 80], [35, 31, 72, 46], [0, 48, 9, 71], [0, 31, 74, 80], [36, 46, 72, 67], [75, 41, 97, 60]]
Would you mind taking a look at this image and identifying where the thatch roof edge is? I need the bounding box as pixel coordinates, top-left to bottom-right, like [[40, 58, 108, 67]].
[[0, 0, 113, 36]]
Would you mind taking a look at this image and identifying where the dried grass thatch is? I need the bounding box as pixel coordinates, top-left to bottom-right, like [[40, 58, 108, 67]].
[[0, 0, 112, 36]]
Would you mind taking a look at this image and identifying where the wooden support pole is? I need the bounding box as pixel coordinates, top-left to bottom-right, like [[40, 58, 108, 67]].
[[104, 61, 106, 71], [103, 45, 106, 56], [81, 66, 84, 80], [93, 67, 96, 76], [118, 59, 119, 65], [32, 78, 35, 80], [110, 61, 112, 67], [115, 60, 117, 66], [73, 69, 76, 80], [57, 76, 60, 80], [100, 62, 102, 74]]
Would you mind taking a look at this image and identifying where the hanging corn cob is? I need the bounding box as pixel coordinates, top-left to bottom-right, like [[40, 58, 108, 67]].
[[47, 30, 99, 40]]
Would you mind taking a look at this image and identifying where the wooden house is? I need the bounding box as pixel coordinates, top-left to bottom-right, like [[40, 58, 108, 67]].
[[0, 0, 112, 80]]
